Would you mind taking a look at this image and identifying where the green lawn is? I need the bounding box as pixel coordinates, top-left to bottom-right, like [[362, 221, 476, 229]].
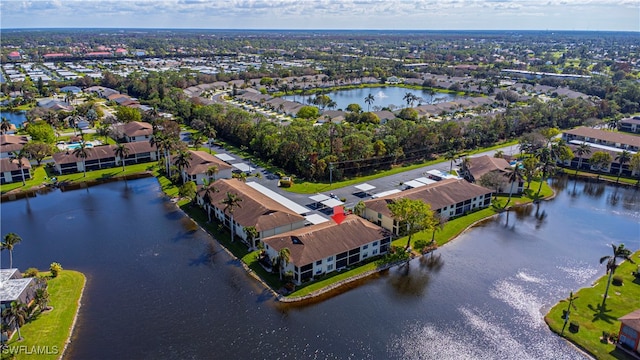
[[560, 168, 638, 186], [544, 252, 640, 360], [1, 270, 86, 360], [0, 166, 49, 194]]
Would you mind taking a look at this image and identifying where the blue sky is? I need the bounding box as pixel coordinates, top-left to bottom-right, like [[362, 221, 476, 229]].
[[1, 0, 638, 31]]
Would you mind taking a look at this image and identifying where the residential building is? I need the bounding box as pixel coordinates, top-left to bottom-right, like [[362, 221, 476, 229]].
[[181, 150, 233, 185], [363, 179, 493, 235], [0, 157, 31, 184], [52, 142, 157, 174], [564, 143, 635, 177], [113, 121, 153, 143], [619, 117, 640, 134], [460, 155, 523, 194], [0, 135, 29, 159], [262, 215, 391, 284], [197, 179, 306, 248], [0, 269, 45, 338], [562, 127, 640, 152], [618, 309, 640, 356]]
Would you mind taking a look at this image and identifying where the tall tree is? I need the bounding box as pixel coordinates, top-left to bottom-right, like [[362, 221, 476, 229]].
[[221, 192, 242, 242], [173, 151, 192, 184], [599, 243, 634, 309], [504, 165, 523, 206], [201, 181, 219, 221], [630, 152, 640, 186], [2, 301, 27, 341], [615, 150, 632, 183], [35, 287, 50, 311], [590, 151, 613, 180], [560, 292, 579, 336], [191, 132, 206, 150], [203, 125, 217, 154], [114, 143, 130, 172], [444, 150, 458, 173], [0, 117, 11, 134], [388, 198, 435, 250], [206, 165, 219, 182], [10, 149, 28, 186], [573, 142, 591, 177], [364, 94, 375, 112], [277, 247, 291, 281], [72, 141, 90, 177], [1, 232, 22, 269]]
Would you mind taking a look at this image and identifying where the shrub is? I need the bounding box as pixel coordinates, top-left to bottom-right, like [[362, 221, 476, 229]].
[[50, 262, 63, 278], [23, 268, 39, 278], [569, 321, 579, 333], [414, 239, 429, 252], [612, 276, 623, 286]]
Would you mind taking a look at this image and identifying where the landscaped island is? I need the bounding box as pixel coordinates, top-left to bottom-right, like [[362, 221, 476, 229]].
[[545, 251, 640, 360]]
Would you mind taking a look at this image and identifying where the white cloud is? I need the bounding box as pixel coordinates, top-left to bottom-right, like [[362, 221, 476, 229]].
[[1, 0, 638, 30]]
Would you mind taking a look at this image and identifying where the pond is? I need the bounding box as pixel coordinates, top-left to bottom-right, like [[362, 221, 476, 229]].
[[283, 86, 460, 111], [0, 111, 27, 127], [0, 177, 638, 359]]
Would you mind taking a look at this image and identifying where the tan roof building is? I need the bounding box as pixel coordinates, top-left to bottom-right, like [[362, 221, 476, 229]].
[[198, 179, 306, 248], [363, 179, 493, 234], [115, 121, 153, 142], [0, 157, 31, 184], [618, 309, 640, 354], [562, 127, 640, 151], [263, 215, 391, 284], [0, 135, 29, 158], [461, 155, 511, 182], [182, 150, 233, 184]]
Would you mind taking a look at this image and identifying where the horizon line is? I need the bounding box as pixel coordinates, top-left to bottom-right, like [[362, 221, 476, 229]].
[[1, 27, 638, 33]]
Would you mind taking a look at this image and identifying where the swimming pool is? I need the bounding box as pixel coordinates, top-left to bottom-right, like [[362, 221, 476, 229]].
[[65, 142, 94, 150]]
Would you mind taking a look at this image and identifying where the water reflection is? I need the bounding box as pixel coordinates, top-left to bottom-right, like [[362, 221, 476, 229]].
[[0, 178, 636, 359]]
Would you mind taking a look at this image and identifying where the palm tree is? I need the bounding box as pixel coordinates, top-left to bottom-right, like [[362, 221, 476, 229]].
[[573, 142, 591, 177], [201, 181, 219, 221], [615, 150, 631, 183], [72, 141, 90, 177], [430, 213, 448, 245], [1, 233, 22, 268], [2, 301, 27, 341], [403, 92, 414, 107], [590, 151, 613, 180], [535, 147, 553, 196], [221, 192, 242, 242], [352, 200, 366, 217], [493, 150, 504, 159], [0, 117, 11, 134], [191, 132, 205, 150], [173, 151, 192, 184], [206, 165, 219, 182], [10, 149, 28, 186], [444, 150, 458, 173], [278, 247, 291, 281], [560, 292, 579, 335], [364, 94, 375, 112], [245, 226, 259, 249], [35, 288, 50, 311], [203, 125, 217, 154], [114, 143, 130, 172], [504, 165, 523, 207], [599, 243, 634, 309]]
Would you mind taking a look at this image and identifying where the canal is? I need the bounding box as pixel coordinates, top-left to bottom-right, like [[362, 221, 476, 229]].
[[0, 177, 638, 359]]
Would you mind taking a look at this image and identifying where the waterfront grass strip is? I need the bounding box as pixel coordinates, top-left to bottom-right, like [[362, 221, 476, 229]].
[[1, 270, 85, 360], [544, 252, 640, 360]]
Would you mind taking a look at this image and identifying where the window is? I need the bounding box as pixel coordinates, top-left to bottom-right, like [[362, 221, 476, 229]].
[[327, 256, 333, 262], [362, 244, 368, 250], [373, 249, 378, 255], [327, 264, 333, 271], [316, 260, 322, 266], [372, 241, 378, 246], [377, 213, 382, 219]]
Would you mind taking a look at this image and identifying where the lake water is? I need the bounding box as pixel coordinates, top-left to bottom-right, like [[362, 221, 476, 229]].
[[283, 86, 459, 111], [1, 177, 638, 359], [0, 111, 27, 127]]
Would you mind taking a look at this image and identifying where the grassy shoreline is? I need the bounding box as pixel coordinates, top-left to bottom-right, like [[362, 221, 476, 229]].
[[544, 252, 640, 360], [1, 270, 86, 360]]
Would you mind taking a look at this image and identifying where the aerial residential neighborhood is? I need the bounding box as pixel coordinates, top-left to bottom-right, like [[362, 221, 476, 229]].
[[0, 1, 639, 359]]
